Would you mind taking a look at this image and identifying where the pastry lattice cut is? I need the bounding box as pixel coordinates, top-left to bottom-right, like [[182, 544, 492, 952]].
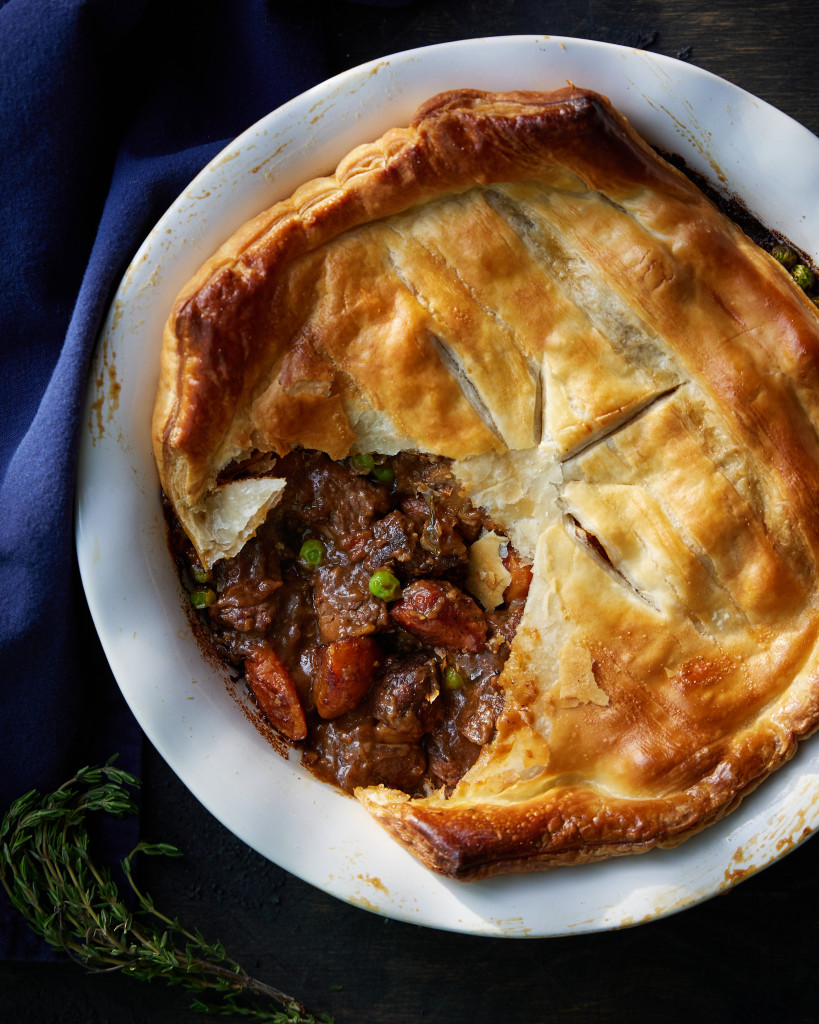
[[153, 88, 819, 878]]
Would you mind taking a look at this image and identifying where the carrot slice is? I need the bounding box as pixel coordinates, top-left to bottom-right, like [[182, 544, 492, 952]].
[[245, 647, 307, 741]]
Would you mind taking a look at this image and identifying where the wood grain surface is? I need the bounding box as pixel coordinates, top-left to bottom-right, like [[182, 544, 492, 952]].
[[4, 2, 819, 1023]]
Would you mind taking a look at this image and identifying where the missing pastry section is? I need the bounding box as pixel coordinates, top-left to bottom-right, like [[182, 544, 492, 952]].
[[165, 450, 532, 796]]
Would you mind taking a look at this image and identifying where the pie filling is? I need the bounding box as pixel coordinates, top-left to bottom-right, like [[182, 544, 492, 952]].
[[165, 450, 532, 796]]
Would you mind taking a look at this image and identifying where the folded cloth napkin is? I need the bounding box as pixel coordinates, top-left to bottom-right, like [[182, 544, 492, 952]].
[[0, 0, 408, 960]]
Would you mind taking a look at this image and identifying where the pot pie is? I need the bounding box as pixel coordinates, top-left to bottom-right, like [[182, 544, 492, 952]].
[[153, 87, 819, 880]]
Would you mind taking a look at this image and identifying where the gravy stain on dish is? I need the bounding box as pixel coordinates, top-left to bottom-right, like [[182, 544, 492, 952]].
[[251, 140, 292, 176], [628, 54, 730, 186], [209, 145, 243, 171], [356, 873, 389, 897], [477, 916, 532, 937], [367, 60, 389, 77], [625, 776, 819, 925], [718, 845, 757, 889], [336, 59, 391, 99], [631, 65, 728, 184], [778, 823, 816, 852], [331, 856, 430, 920], [306, 83, 345, 125], [740, 774, 819, 857], [88, 330, 121, 443], [308, 58, 395, 129], [642, 93, 729, 185], [326, 872, 390, 919], [345, 893, 390, 916]]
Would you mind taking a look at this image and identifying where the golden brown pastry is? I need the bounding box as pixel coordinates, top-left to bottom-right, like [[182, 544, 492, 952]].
[[153, 87, 819, 879]]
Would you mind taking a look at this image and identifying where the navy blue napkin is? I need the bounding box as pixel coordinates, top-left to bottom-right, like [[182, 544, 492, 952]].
[[0, 0, 408, 960]]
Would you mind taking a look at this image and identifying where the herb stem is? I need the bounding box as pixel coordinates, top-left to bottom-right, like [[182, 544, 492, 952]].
[[0, 761, 331, 1023]]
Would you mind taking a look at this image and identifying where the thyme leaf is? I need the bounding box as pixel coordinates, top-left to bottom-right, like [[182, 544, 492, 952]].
[[0, 759, 332, 1023]]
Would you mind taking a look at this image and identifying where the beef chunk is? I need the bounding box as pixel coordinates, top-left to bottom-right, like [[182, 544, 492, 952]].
[[390, 579, 488, 651], [272, 579, 322, 695], [487, 600, 526, 645], [278, 451, 390, 540], [426, 676, 502, 790], [367, 510, 420, 573], [312, 563, 390, 642], [392, 453, 486, 543], [371, 655, 443, 740], [307, 719, 427, 793], [426, 724, 479, 791], [458, 676, 504, 745], [210, 536, 282, 637], [366, 508, 468, 580]]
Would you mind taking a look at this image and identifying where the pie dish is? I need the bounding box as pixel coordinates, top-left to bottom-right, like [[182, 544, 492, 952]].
[[77, 36, 819, 933], [152, 85, 819, 879]]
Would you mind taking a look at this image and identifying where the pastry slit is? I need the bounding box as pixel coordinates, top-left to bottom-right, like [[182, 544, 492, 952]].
[[532, 355, 544, 446], [483, 186, 679, 383], [427, 331, 506, 444], [384, 233, 539, 448], [636, 478, 755, 629], [560, 383, 682, 463], [562, 512, 660, 613]]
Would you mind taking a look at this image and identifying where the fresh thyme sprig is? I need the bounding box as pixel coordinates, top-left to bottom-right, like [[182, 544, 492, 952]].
[[0, 761, 332, 1023]]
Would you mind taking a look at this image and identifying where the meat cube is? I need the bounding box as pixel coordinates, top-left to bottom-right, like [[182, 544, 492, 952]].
[[458, 676, 503, 746], [371, 655, 443, 740], [279, 451, 390, 538], [367, 508, 467, 579], [308, 719, 427, 794], [390, 580, 488, 651], [210, 536, 282, 635], [367, 510, 419, 572], [426, 697, 480, 791], [312, 563, 390, 643]]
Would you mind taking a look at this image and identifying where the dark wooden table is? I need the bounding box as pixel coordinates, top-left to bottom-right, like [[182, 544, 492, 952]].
[[4, 2, 819, 1022]]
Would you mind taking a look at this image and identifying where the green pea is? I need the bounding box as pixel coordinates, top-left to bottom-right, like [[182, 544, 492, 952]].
[[444, 667, 464, 690], [189, 588, 216, 609], [771, 244, 798, 269], [372, 463, 394, 484], [190, 566, 211, 584], [351, 453, 375, 473], [368, 569, 401, 601], [299, 539, 326, 567], [792, 264, 815, 291]]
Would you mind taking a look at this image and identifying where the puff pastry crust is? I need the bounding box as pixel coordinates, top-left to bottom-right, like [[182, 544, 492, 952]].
[[153, 87, 819, 879]]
